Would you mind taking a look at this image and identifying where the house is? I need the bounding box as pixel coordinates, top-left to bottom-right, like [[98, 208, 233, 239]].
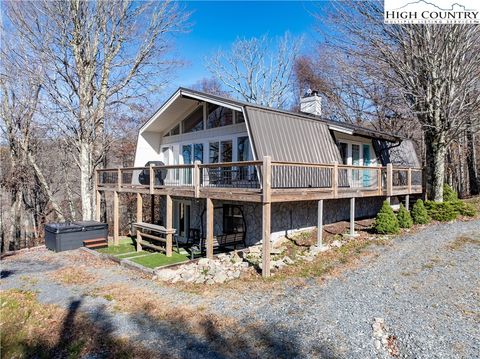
[[96, 88, 422, 276]]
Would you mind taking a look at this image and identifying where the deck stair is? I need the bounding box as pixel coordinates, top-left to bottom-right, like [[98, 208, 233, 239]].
[[83, 238, 108, 249]]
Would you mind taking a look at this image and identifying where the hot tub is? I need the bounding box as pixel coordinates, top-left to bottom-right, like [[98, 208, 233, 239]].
[[45, 221, 108, 252]]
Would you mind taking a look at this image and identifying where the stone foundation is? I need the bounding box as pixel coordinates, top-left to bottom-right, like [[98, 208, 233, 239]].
[[157, 195, 387, 246]]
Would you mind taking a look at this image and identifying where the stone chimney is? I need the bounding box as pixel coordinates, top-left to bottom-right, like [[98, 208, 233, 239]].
[[300, 89, 322, 116]]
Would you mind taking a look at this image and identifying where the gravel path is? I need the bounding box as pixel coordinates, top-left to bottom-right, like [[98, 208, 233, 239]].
[[1, 220, 479, 358]]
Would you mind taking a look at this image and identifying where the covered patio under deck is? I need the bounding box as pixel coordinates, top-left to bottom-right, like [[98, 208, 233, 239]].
[[95, 156, 423, 277]]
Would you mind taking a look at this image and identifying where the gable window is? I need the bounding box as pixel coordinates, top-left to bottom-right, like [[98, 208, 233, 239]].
[[170, 124, 180, 136], [182, 106, 204, 133], [207, 104, 233, 129], [235, 111, 245, 123]]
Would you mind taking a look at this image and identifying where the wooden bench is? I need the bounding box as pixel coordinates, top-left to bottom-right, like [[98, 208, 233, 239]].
[[133, 222, 177, 257], [190, 231, 246, 259]]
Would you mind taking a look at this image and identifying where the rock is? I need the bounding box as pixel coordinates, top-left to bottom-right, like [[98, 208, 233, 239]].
[[283, 256, 294, 265], [233, 270, 241, 278], [198, 258, 210, 266], [205, 278, 215, 285], [374, 339, 381, 350], [249, 245, 261, 254], [303, 256, 314, 262], [155, 268, 177, 281], [270, 247, 284, 255], [213, 272, 227, 283], [331, 240, 343, 248]]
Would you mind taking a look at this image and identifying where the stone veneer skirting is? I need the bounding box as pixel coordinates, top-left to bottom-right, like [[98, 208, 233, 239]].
[[157, 196, 386, 246]]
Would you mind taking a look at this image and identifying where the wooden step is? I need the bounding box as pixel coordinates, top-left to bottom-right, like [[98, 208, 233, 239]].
[[83, 238, 107, 244], [84, 242, 108, 249]]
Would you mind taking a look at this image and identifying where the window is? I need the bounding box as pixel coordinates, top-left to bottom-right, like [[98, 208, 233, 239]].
[[182, 145, 192, 164], [170, 124, 180, 136], [221, 140, 232, 162], [209, 142, 219, 163], [207, 104, 233, 129], [194, 143, 203, 163], [363, 144, 371, 165], [237, 136, 250, 161], [235, 111, 245, 123], [223, 205, 244, 234], [352, 144, 360, 166], [339, 142, 348, 165], [182, 106, 204, 133], [209, 140, 232, 163]]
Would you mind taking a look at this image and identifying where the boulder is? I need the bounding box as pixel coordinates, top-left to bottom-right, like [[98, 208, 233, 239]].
[[155, 268, 177, 282]]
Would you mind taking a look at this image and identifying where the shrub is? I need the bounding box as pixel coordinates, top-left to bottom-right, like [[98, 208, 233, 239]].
[[411, 199, 430, 224], [451, 200, 477, 217], [425, 201, 458, 222], [397, 203, 413, 228], [374, 201, 400, 234], [443, 184, 458, 202]]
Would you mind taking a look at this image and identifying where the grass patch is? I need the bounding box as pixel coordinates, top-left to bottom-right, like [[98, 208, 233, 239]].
[[0, 289, 154, 358], [447, 235, 480, 251], [129, 251, 189, 269], [116, 251, 149, 259], [50, 267, 97, 285], [97, 243, 136, 256]]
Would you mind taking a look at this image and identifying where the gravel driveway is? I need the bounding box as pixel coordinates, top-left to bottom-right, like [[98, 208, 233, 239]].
[[1, 220, 479, 358]]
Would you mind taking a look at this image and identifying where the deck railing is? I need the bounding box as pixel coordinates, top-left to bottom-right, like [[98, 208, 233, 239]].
[[96, 160, 423, 197]]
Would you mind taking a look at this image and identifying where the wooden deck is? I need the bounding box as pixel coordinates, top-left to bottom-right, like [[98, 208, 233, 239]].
[[96, 157, 423, 278], [96, 158, 423, 202]]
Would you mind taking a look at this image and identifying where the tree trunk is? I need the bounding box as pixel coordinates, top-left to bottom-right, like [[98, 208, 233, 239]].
[[80, 142, 94, 220], [466, 126, 479, 195], [425, 130, 446, 202]]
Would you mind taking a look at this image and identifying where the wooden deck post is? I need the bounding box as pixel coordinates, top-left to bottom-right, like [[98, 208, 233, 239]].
[[317, 199, 323, 247], [193, 160, 201, 198], [333, 161, 338, 198], [149, 163, 154, 194], [113, 191, 119, 245], [377, 167, 383, 195], [150, 195, 155, 224], [136, 193, 143, 252], [206, 197, 214, 259], [386, 163, 393, 196], [117, 168, 122, 191], [349, 197, 356, 237], [405, 195, 410, 211], [407, 167, 412, 193], [262, 156, 272, 278], [165, 194, 173, 257]]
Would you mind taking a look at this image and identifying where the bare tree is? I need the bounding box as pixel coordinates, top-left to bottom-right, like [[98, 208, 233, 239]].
[[0, 48, 65, 251], [5, 0, 189, 220], [192, 77, 228, 97], [206, 33, 302, 108], [314, 2, 480, 201]]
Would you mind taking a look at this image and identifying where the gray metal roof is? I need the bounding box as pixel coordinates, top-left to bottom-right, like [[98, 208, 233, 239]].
[[178, 87, 401, 142], [245, 107, 342, 163], [140, 87, 420, 168]]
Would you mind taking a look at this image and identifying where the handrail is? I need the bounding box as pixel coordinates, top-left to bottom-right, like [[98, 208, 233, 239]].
[[96, 160, 423, 195]]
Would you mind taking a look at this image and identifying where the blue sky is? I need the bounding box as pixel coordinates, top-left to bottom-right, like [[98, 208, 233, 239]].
[[169, 1, 327, 91]]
